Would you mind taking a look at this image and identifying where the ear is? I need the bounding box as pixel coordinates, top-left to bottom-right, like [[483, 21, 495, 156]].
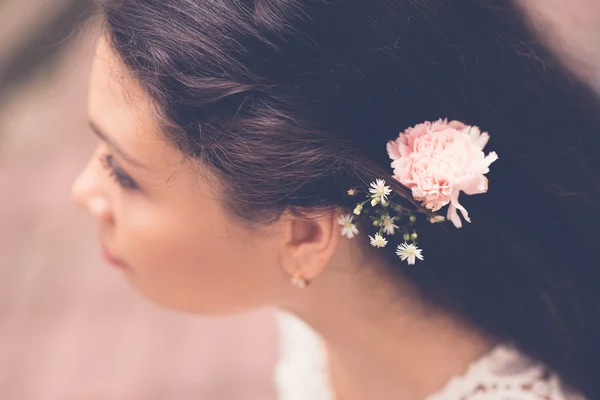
[[279, 210, 341, 282]]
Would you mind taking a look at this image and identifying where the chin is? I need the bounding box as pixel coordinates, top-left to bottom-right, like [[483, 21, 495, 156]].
[[130, 285, 259, 316]]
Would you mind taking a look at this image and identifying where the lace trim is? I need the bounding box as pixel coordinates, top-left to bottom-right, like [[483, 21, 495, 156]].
[[424, 345, 586, 400]]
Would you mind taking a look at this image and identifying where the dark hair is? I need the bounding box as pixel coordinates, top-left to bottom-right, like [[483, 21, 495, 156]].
[[102, 0, 600, 397]]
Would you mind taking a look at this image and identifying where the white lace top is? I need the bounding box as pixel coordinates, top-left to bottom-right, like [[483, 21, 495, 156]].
[[274, 311, 587, 400]]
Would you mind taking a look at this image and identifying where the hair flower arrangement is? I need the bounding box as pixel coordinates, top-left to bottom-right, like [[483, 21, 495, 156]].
[[339, 119, 498, 264]]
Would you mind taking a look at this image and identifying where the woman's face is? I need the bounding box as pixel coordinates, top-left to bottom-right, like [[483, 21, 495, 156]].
[[72, 38, 292, 314]]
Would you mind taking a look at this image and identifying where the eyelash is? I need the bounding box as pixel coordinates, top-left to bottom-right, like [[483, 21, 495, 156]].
[[100, 153, 139, 190]]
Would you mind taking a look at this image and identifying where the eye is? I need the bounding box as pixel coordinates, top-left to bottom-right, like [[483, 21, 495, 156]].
[[100, 153, 140, 190]]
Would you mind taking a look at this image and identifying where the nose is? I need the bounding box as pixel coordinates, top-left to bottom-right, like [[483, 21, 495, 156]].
[[71, 149, 113, 222]]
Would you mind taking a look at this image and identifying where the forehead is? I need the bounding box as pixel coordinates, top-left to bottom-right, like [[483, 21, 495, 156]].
[[89, 36, 159, 146], [89, 37, 182, 166], [88, 37, 205, 185]]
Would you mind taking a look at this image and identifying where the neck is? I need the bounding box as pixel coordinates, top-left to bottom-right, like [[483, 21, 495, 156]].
[[278, 244, 495, 400]]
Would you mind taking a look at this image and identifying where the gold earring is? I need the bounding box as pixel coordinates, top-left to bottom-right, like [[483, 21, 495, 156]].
[[291, 271, 309, 289]]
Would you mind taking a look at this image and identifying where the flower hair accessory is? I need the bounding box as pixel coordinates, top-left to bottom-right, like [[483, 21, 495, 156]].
[[339, 118, 498, 264]]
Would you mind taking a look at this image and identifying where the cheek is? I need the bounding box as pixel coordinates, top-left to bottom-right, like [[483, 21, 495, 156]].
[[116, 201, 282, 313]]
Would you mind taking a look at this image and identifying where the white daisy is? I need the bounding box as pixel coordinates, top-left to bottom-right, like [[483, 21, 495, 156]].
[[382, 215, 399, 235], [338, 214, 359, 239], [369, 233, 388, 248], [396, 242, 424, 265], [369, 179, 392, 206]]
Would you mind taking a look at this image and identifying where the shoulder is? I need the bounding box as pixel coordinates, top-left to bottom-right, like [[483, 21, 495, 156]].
[[272, 312, 587, 400]]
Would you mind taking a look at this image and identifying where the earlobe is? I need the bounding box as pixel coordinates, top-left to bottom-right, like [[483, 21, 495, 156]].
[[281, 210, 341, 284]]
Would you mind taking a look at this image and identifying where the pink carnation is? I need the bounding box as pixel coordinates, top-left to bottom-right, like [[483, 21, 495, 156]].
[[387, 119, 498, 228]]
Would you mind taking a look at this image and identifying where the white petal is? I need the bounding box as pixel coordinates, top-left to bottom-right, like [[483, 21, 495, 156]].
[[485, 151, 499, 166], [415, 249, 424, 261]]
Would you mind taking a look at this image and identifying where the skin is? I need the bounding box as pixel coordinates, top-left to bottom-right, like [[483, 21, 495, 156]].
[[72, 37, 300, 314], [72, 37, 493, 400], [516, 0, 600, 84]]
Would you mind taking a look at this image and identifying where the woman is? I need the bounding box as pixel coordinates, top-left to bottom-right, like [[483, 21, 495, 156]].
[[72, 0, 600, 399]]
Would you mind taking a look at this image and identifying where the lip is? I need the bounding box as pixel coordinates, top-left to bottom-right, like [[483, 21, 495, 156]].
[[101, 246, 128, 269]]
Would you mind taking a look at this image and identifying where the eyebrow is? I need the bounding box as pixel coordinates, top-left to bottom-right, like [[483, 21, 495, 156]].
[[88, 120, 150, 170]]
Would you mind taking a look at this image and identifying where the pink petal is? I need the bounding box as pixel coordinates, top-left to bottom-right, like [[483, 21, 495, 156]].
[[447, 192, 471, 228], [448, 120, 466, 130], [447, 203, 462, 228], [453, 195, 471, 222], [461, 176, 487, 195], [387, 140, 402, 161], [476, 131, 490, 149], [485, 151, 499, 166]]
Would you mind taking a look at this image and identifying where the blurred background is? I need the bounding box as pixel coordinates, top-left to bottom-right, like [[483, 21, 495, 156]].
[[0, 1, 599, 399], [0, 1, 277, 399]]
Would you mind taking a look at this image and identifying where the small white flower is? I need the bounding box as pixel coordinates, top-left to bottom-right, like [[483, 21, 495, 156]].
[[338, 214, 359, 239], [396, 242, 424, 265], [347, 188, 357, 196], [369, 179, 392, 206], [382, 215, 399, 235], [369, 233, 388, 248], [353, 204, 363, 215]]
